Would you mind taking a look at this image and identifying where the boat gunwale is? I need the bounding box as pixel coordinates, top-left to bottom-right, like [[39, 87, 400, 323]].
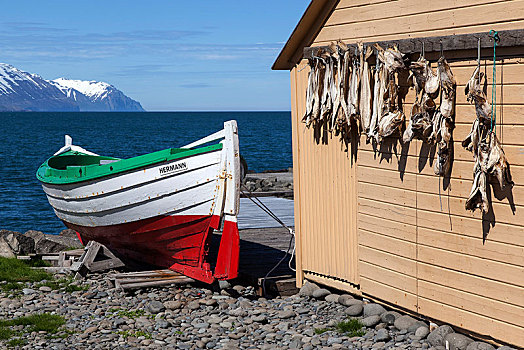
[[36, 143, 223, 185]]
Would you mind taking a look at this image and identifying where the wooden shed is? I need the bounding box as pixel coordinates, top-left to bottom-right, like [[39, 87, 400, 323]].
[[273, 0, 524, 346]]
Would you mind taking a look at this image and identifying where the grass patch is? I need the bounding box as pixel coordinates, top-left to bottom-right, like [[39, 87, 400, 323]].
[[334, 319, 365, 337], [0, 327, 13, 340], [314, 319, 365, 337], [7, 338, 26, 347], [314, 327, 329, 335], [0, 257, 51, 283], [116, 330, 152, 339], [25, 259, 51, 268], [0, 282, 23, 292], [0, 313, 66, 345], [109, 308, 146, 319]]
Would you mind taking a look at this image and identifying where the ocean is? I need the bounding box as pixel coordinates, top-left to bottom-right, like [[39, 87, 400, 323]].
[[0, 111, 292, 234]]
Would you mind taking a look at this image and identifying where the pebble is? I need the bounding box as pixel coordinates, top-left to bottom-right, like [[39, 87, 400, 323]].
[[394, 315, 418, 330], [325, 293, 340, 303], [445, 332, 474, 350], [428, 325, 455, 347], [344, 303, 363, 316], [362, 315, 382, 327], [415, 326, 430, 338]]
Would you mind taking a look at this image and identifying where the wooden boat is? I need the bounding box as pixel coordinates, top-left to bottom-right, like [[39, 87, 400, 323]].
[[37, 120, 241, 283]]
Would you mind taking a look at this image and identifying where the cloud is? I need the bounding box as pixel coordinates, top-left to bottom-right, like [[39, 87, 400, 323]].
[[179, 83, 212, 89]]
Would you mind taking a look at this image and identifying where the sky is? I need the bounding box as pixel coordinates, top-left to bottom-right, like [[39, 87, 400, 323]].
[[0, 1, 310, 111]]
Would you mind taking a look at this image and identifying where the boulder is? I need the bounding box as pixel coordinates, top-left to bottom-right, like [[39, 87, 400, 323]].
[[59, 229, 77, 238], [380, 311, 401, 325], [361, 315, 381, 327], [338, 294, 355, 306], [0, 230, 35, 257], [445, 333, 473, 350], [344, 303, 363, 316], [466, 342, 495, 350], [25, 230, 82, 254], [298, 281, 319, 297], [147, 301, 165, 314], [415, 326, 430, 339], [363, 303, 387, 317], [428, 325, 455, 347], [394, 315, 418, 331], [325, 294, 340, 303], [312, 288, 330, 299]]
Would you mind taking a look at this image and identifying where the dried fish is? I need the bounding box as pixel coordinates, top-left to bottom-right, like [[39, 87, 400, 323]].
[[485, 132, 514, 189], [438, 56, 456, 118], [409, 55, 428, 96], [360, 45, 373, 134], [320, 52, 334, 123], [424, 61, 440, 99], [465, 162, 489, 212], [378, 111, 404, 141], [465, 66, 491, 121], [347, 48, 361, 123], [367, 61, 383, 141]]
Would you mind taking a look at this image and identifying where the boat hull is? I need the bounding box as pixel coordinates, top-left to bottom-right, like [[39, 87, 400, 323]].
[[38, 121, 241, 283]]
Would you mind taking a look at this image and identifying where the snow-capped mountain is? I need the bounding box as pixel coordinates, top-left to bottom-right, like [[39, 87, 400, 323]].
[[0, 64, 79, 111], [0, 63, 144, 112], [51, 78, 144, 111]]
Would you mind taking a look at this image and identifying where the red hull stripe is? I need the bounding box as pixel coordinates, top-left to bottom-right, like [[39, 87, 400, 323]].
[[66, 214, 215, 272]]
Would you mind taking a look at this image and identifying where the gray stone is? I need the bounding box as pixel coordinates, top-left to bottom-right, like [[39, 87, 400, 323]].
[[327, 337, 343, 345], [415, 326, 430, 339], [427, 325, 455, 346], [325, 294, 340, 303], [497, 347, 516, 350], [375, 328, 390, 342], [164, 300, 182, 310], [59, 229, 77, 237], [408, 320, 429, 332], [394, 315, 418, 331], [298, 281, 320, 297], [252, 315, 268, 323], [187, 300, 200, 310], [0, 230, 35, 257], [445, 333, 474, 350], [363, 303, 387, 317], [278, 310, 296, 319], [380, 311, 401, 325], [25, 230, 81, 254], [344, 304, 363, 316], [466, 342, 495, 350], [361, 315, 381, 327], [147, 300, 165, 314], [312, 288, 330, 299], [22, 288, 36, 295], [38, 286, 52, 292], [218, 280, 231, 290], [338, 294, 355, 306]]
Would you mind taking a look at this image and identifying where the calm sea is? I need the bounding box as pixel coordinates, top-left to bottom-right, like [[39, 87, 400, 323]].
[[0, 112, 292, 234]]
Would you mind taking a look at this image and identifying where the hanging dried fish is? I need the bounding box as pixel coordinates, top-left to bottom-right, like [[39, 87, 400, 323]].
[[367, 60, 384, 142], [347, 47, 361, 123], [332, 41, 351, 135], [465, 66, 491, 122], [462, 66, 513, 213], [320, 50, 334, 123], [424, 61, 440, 99], [374, 44, 406, 142], [433, 56, 456, 176], [360, 45, 373, 134]]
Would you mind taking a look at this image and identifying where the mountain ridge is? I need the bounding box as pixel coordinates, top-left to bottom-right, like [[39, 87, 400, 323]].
[[0, 63, 144, 112]]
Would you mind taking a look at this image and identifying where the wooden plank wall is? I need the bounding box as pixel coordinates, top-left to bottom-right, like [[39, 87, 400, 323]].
[[289, 0, 524, 346], [291, 59, 360, 293]]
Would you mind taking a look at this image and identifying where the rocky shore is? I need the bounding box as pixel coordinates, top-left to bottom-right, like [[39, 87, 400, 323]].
[[243, 171, 293, 198], [0, 229, 82, 258], [0, 270, 516, 349]]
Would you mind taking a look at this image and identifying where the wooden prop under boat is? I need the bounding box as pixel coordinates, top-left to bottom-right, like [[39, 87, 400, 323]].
[[36, 120, 241, 283]]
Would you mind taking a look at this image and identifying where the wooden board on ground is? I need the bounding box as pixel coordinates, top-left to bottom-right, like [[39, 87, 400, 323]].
[[110, 269, 194, 290], [71, 241, 125, 278]]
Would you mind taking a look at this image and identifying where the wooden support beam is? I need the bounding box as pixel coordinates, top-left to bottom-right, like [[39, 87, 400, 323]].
[[303, 29, 524, 60]]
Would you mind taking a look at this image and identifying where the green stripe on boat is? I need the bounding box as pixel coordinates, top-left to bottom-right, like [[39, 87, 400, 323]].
[[36, 144, 222, 185]]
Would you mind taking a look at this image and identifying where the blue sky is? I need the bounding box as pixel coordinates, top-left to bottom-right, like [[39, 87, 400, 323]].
[[0, 1, 309, 111]]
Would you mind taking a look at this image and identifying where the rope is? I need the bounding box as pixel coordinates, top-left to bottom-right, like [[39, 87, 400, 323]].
[[240, 183, 296, 296], [489, 30, 500, 134]]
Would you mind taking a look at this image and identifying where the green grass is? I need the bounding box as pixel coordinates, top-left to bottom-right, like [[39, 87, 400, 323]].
[[314, 327, 329, 334], [334, 319, 365, 337], [0, 313, 66, 345], [0, 313, 65, 333], [314, 319, 365, 337], [6, 338, 26, 347], [116, 330, 152, 339], [0, 282, 23, 292], [0, 257, 51, 283], [109, 308, 146, 319]]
